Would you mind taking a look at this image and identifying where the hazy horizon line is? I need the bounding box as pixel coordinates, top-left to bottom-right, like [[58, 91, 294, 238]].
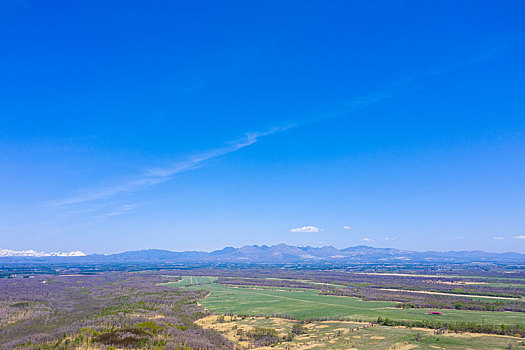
[[2, 243, 524, 256]]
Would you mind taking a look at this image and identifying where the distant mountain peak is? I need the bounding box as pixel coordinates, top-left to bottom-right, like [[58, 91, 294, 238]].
[[210, 246, 236, 255], [0, 249, 86, 257], [1, 244, 523, 264]]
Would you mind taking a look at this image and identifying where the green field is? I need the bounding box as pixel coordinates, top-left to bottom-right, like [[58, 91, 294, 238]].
[[169, 276, 525, 325]]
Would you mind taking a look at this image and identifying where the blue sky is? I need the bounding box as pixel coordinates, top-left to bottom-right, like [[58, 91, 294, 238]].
[[1, 1, 524, 253]]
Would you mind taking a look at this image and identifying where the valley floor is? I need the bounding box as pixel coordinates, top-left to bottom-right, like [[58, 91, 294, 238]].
[[172, 275, 525, 349], [170, 276, 525, 325]]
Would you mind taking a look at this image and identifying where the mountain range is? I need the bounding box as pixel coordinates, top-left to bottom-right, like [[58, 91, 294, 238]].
[[1, 244, 524, 264], [0, 249, 86, 258]]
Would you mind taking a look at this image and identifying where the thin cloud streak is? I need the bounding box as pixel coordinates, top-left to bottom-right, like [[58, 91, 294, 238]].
[[46, 46, 509, 209], [47, 126, 291, 207], [102, 204, 137, 218]]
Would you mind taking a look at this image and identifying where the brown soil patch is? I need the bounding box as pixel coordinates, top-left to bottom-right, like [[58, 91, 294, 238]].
[[392, 344, 418, 350]]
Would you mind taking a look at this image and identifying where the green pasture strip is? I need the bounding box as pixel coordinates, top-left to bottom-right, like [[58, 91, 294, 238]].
[[215, 276, 525, 302], [168, 276, 525, 325], [379, 288, 524, 302], [429, 274, 525, 283], [452, 275, 525, 282], [484, 282, 525, 289], [176, 275, 525, 303], [223, 285, 310, 292], [355, 272, 525, 283], [263, 277, 348, 288], [254, 276, 525, 300]]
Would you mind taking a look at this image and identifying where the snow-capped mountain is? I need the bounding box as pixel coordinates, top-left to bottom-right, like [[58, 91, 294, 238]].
[[1, 245, 524, 263], [0, 249, 86, 257]]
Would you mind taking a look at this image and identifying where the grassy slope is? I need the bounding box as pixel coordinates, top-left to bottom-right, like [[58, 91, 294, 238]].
[[197, 315, 525, 349], [169, 276, 525, 325]]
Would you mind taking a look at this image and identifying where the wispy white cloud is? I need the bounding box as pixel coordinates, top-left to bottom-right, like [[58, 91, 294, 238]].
[[493, 236, 505, 240], [514, 235, 525, 240], [290, 226, 320, 233], [102, 204, 137, 218], [363, 237, 372, 242], [47, 127, 291, 207], [46, 47, 509, 210], [385, 237, 397, 241], [343, 226, 352, 230]]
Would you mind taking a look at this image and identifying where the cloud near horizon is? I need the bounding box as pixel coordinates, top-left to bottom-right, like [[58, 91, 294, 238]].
[[515, 235, 525, 240], [363, 237, 372, 242], [290, 226, 320, 233]]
